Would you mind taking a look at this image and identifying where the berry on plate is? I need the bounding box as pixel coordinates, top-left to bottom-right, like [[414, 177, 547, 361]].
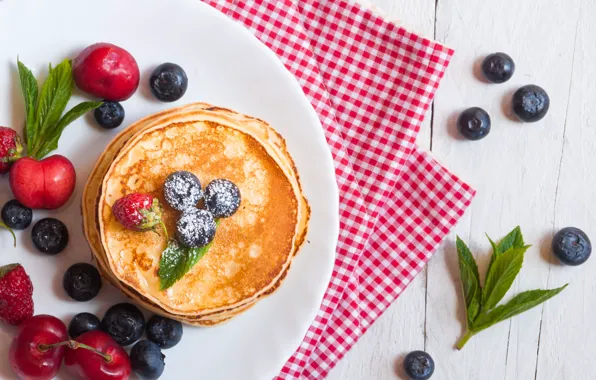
[[94, 101, 126, 129], [481, 52, 515, 83], [63, 263, 103, 302], [101, 303, 146, 346], [457, 107, 491, 141], [9, 315, 68, 380], [73, 42, 140, 101], [204, 179, 241, 218], [0, 126, 23, 174], [163, 170, 203, 211], [176, 208, 217, 248], [31, 218, 69, 255], [64, 330, 131, 380], [146, 315, 183, 349], [112, 193, 167, 238], [403, 350, 435, 380], [149, 63, 188, 102], [512, 85, 550, 122], [552, 227, 591, 266], [1, 199, 32, 230], [10, 155, 76, 210], [0, 264, 33, 325], [130, 340, 166, 379], [69, 312, 101, 339]]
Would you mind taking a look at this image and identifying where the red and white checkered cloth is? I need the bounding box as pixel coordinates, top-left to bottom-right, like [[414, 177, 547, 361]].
[[204, 0, 476, 378]]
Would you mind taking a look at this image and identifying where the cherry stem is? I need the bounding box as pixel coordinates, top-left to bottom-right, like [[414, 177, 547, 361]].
[[0, 221, 16, 247], [39, 340, 112, 362]]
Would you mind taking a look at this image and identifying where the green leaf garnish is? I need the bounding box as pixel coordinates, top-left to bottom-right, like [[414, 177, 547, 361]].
[[456, 227, 567, 349], [17, 58, 102, 159], [158, 239, 215, 291]]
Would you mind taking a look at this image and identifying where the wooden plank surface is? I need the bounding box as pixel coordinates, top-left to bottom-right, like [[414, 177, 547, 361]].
[[330, 0, 591, 379]]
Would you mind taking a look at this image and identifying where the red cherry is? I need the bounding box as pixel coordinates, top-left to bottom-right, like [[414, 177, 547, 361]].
[[9, 155, 76, 210], [64, 330, 131, 380], [9, 315, 68, 380], [73, 43, 140, 101]]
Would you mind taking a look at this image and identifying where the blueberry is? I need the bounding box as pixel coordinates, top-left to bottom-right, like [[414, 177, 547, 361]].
[[457, 107, 491, 141], [176, 208, 217, 248], [149, 63, 188, 102], [1, 199, 32, 230], [204, 179, 241, 218], [101, 303, 146, 346], [512, 85, 550, 122], [63, 263, 102, 302], [94, 101, 125, 129], [403, 351, 434, 380], [130, 340, 165, 380], [69, 312, 101, 338], [163, 171, 203, 211], [146, 315, 183, 349], [552, 227, 591, 266], [481, 52, 515, 84], [31, 218, 69, 255]]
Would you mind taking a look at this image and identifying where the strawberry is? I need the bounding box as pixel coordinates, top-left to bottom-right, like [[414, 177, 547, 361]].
[[112, 193, 168, 238], [0, 127, 23, 174], [0, 264, 34, 325]]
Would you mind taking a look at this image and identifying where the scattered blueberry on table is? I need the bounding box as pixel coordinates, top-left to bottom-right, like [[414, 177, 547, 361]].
[[1, 199, 32, 230], [482, 52, 515, 83], [457, 107, 491, 141], [149, 63, 188, 102], [146, 315, 183, 349], [130, 340, 166, 380], [94, 101, 125, 129], [69, 312, 102, 338], [31, 217, 69, 255], [101, 303, 146, 346], [63, 263, 103, 302], [512, 85, 550, 122], [552, 227, 591, 266], [404, 350, 435, 380]]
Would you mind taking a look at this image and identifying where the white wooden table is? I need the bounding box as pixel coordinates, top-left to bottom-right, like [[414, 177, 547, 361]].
[[329, 0, 594, 379]]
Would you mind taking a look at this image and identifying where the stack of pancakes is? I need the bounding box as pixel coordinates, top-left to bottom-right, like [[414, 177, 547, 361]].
[[82, 103, 310, 326]]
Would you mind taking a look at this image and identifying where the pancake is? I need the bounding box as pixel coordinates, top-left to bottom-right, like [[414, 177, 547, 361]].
[[82, 103, 309, 324]]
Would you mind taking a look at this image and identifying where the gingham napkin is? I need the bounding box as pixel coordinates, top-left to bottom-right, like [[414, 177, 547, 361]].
[[204, 1, 476, 378]]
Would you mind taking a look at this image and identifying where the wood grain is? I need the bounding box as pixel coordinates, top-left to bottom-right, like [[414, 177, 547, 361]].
[[330, 0, 591, 379]]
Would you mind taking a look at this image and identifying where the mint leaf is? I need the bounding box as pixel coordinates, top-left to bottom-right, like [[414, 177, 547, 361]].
[[482, 246, 528, 310], [472, 285, 568, 331], [17, 59, 38, 148], [36, 101, 102, 158], [456, 236, 481, 325], [158, 239, 214, 290], [486, 226, 524, 274]]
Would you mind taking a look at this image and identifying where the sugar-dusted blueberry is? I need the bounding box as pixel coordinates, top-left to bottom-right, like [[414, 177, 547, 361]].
[[512, 85, 550, 122], [146, 315, 183, 349], [63, 263, 102, 302], [457, 107, 491, 141], [404, 350, 435, 380], [176, 208, 216, 248], [31, 218, 69, 255], [1, 199, 32, 230], [94, 101, 125, 129], [69, 312, 101, 338], [552, 227, 591, 266], [163, 171, 203, 211], [149, 63, 188, 102], [481, 52, 515, 84], [204, 179, 241, 218]]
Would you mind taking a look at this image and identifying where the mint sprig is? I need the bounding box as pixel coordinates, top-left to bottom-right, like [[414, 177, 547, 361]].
[[17, 58, 102, 159], [456, 226, 568, 349], [158, 220, 220, 290]]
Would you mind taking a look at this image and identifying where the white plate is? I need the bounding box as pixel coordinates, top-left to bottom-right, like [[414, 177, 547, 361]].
[[0, 0, 339, 379]]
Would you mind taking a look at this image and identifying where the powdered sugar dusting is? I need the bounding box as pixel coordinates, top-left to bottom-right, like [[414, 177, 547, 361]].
[[204, 179, 241, 218], [164, 171, 203, 211]]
